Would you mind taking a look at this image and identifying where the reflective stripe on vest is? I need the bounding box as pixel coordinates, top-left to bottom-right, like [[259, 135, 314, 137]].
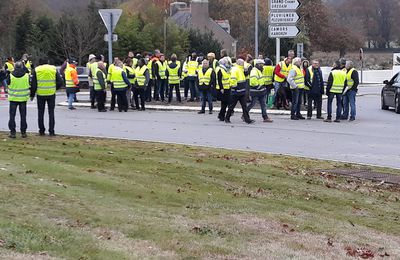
[[292, 65, 305, 89], [167, 62, 180, 84], [187, 61, 198, 77], [35, 65, 57, 96], [198, 68, 213, 86], [135, 66, 148, 87], [346, 68, 355, 88], [249, 68, 266, 93], [331, 70, 346, 94], [8, 74, 30, 102], [93, 69, 106, 90], [111, 67, 128, 89], [156, 61, 167, 79], [262, 65, 274, 85], [274, 61, 292, 83]]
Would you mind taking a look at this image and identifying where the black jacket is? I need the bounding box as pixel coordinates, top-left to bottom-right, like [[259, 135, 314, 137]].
[[305, 67, 324, 95]]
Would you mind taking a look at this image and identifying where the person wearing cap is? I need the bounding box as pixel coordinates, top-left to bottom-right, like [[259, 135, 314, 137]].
[[93, 61, 108, 112], [341, 60, 359, 121], [87, 54, 97, 109], [325, 61, 346, 123], [65, 59, 80, 110], [6, 61, 30, 138], [287, 57, 306, 120], [247, 59, 272, 123], [166, 54, 182, 103], [31, 58, 64, 136], [197, 59, 215, 114], [111, 60, 132, 112], [216, 58, 232, 121], [225, 59, 253, 124], [207, 53, 218, 70], [274, 57, 292, 110]]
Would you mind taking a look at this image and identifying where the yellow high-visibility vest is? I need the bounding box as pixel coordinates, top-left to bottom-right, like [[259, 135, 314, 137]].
[[330, 70, 346, 94], [274, 61, 292, 83], [198, 68, 213, 86], [8, 74, 30, 102], [35, 65, 57, 96]]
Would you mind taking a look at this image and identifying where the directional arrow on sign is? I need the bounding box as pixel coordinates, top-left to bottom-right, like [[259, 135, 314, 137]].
[[269, 0, 301, 11], [268, 25, 300, 39], [99, 9, 122, 32], [268, 11, 300, 25]]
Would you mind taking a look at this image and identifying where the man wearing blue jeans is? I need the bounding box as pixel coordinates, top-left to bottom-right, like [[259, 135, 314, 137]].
[[325, 61, 346, 123], [341, 60, 359, 121], [287, 58, 305, 120], [247, 59, 272, 123]]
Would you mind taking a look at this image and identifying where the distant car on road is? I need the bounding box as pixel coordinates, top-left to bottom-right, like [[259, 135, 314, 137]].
[[381, 72, 400, 113], [56, 66, 89, 89]]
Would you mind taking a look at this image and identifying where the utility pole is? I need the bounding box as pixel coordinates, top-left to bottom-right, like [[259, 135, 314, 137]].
[[255, 0, 259, 58], [163, 0, 168, 55]]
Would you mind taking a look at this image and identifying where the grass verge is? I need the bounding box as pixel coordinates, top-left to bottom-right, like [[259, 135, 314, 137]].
[[0, 133, 399, 259]]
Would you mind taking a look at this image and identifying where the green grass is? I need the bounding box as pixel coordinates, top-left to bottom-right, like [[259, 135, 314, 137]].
[[0, 133, 399, 259]]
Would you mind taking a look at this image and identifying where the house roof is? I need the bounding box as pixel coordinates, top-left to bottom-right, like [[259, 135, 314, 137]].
[[170, 10, 236, 43]]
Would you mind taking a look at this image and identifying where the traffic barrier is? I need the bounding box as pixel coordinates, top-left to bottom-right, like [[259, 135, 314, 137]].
[[0, 86, 7, 101]]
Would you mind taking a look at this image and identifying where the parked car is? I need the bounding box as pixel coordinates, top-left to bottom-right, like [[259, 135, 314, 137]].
[[56, 66, 89, 89], [381, 72, 400, 114]]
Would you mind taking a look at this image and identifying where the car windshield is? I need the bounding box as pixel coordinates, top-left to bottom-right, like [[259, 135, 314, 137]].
[[391, 73, 400, 83]]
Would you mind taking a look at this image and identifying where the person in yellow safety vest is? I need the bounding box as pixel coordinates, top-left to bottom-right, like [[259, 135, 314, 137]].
[[197, 59, 216, 114], [216, 57, 231, 122], [4, 57, 15, 73], [133, 58, 149, 111], [127, 51, 138, 69], [182, 56, 190, 100], [93, 61, 108, 112], [65, 59, 80, 110], [107, 57, 120, 111], [124, 58, 135, 108], [324, 60, 347, 123], [341, 60, 359, 121], [225, 59, 254, 124], [247, 59, 273, 123], [87, 54, 97, 109], [287, 57, 306, 120], [6, 62, 30, 138], [21, 53, 34, 74], [263, 58, 275, 100], [31, 58, 64, 136], [166, 54, 182, 103], [273, 57, 292, 110], [110, 60, 132, 112], [207, 53, 218, 70], [244, 54, 254, 102], [186, 52, 199, 102], [154, 54, 168, 102]]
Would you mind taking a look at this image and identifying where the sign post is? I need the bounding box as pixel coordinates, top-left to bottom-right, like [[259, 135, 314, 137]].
[[99, 9, 122, 65], [359, 48, 364, 84], [297, 43, 304, 58], [268, 0, 301, 64]]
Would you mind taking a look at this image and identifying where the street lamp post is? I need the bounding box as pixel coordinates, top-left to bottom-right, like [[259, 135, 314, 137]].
[[255, 0, 259, 58]]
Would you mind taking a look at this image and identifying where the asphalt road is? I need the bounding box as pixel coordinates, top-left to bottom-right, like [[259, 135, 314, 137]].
[[1, 85, 399, 169]]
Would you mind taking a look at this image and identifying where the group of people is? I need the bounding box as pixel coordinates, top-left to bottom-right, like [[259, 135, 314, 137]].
[[0, 48, 359, 138]]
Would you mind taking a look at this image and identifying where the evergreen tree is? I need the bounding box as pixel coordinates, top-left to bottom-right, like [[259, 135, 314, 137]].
[[15, 8, 33, 59]]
